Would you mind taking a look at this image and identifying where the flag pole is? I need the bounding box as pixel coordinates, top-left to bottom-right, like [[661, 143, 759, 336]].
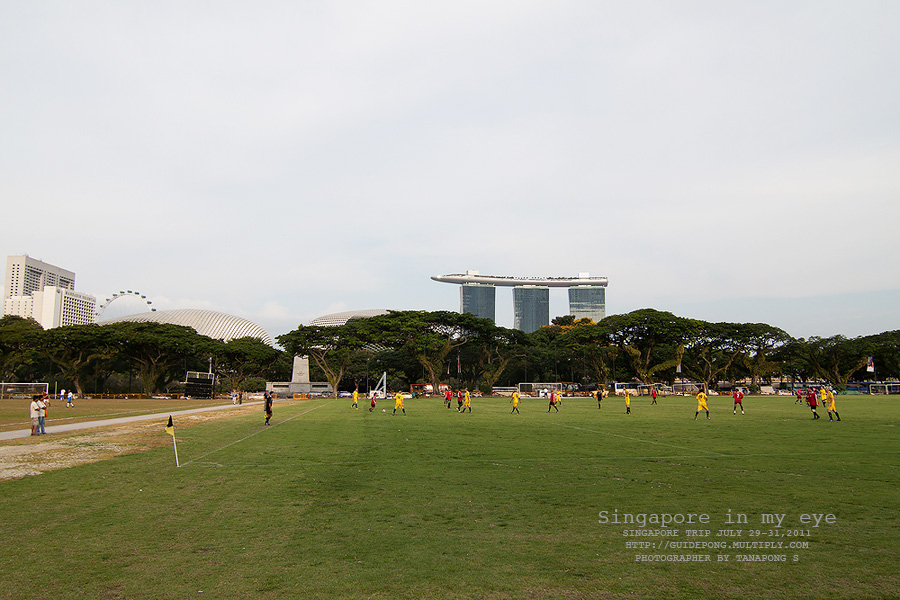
[[166, 415, 180, 467]]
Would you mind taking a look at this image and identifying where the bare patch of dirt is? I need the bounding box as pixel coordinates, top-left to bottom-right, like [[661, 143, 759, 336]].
[[0, 403, 269, 481]]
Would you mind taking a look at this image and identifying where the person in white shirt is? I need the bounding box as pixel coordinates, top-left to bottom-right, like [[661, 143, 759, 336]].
[[29, 395, 42, 435]]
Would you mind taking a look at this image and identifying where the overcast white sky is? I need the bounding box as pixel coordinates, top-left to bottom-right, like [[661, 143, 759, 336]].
[[2, 1, 898, 340]]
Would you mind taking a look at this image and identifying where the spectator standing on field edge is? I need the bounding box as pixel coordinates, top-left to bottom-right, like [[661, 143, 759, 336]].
[[38, 393, 48, 434], [29, 395, 41, 435]]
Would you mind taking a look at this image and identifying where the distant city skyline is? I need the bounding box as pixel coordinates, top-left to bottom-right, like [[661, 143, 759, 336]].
[[433, 270, 607, 332]]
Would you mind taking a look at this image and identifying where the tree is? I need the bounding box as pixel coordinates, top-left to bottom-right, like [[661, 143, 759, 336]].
[[681, 322, 748, 390], [359, 311, 496, 394], [0, 316, 44, 382], [864, 331, 900, 381], [277, 322, 369, 396], [600, 309, 699, 383], [775, 338, 816, 385], [107, 322, 214, 394], [215, 337, 281, 392], [557, 322, 614, 385], [739, 323, 792, 388], [807, 335, 870, 389], [474, 326, 528, 392], [39, 325, 117, 396]]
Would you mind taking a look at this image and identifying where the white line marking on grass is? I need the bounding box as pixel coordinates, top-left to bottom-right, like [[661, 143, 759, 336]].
[[180, 401, 334, 467], [553, 423, 729, 457], [175, 449, 900, 470]]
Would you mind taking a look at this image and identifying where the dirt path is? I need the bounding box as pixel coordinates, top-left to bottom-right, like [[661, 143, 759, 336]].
[[0, 402, 274, 481]]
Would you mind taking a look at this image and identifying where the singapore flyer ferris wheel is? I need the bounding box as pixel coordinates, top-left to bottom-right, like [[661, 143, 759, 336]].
[[96, 290, 156, 321]]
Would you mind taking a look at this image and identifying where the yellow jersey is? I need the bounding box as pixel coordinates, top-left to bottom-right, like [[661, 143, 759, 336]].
[[697, 392, 708, 408], [394, 393, 404, 408]]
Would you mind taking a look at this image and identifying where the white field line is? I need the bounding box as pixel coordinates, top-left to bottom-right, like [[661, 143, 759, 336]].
[[179, 401, 334, 467], [185, 449, 900, 470]]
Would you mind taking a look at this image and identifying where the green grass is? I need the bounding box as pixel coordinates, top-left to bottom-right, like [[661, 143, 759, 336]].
[[1, 394, 898, 599]]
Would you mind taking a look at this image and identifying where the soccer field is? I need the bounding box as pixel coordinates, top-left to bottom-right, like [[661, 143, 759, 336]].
[[1, 394, 898, 599]]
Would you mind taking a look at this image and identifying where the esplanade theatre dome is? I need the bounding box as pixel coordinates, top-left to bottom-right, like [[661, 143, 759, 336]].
[[307, 309, 390, 327], [100, 309, 275, 347]]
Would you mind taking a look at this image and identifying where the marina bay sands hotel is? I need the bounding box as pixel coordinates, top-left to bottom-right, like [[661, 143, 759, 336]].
[[431, 271, 608, 333]]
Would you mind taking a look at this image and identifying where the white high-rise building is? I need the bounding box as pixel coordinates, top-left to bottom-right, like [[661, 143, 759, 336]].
[[4, 255, 75, 299], [2, 255, 96, 328]]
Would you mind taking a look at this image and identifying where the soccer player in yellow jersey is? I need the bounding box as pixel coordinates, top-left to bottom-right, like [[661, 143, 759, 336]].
[[623, 389, 631, 414], [352, 388, 359, 409], [392, 392, 405, 415], [694, 390, 709, 420], [826, 389, 841, 421], [510, 391, 520, 414], [462, 390, 472, 413]]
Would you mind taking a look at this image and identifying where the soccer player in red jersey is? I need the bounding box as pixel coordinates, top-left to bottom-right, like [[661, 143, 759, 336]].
[[732, 389, 744, 415], [806, 389, 820, 419], [548, 390, 559, 413]]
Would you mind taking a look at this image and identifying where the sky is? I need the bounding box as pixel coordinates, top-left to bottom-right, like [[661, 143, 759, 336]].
[[2, 1, 899, 341]]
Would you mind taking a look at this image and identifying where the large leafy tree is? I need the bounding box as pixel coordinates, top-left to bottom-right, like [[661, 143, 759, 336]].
[[557, 322, 614, 385], [39, 324, 117, 396], [600, 309, 699, 383], [277, 321, 369, 395], [359, 311, 496, 394], [0, 315, 44, 382], [807, 335, 870, 389], [681, 322, 750, 390], [215, 337, 281, 391], [106, 322, 214, 394], [775, 338, 817, 384], [473, 326, 528, 392], [864, 330, 900, 380], [739, 323, 793, 387]]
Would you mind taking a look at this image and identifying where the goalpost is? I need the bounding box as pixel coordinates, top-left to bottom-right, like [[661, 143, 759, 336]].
[[371, 372, 387, 398], [0, 382, 49, 399], [517, 382, 563, 398]]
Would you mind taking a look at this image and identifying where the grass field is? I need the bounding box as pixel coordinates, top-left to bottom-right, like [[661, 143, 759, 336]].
[[1, 394, 898, 599]]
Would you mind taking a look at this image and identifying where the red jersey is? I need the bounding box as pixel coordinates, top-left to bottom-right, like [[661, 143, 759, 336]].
[[732, 391, 743, 403]]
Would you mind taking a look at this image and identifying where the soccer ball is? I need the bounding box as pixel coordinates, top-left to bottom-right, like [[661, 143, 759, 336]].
[[382, 409, 386, 412]]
